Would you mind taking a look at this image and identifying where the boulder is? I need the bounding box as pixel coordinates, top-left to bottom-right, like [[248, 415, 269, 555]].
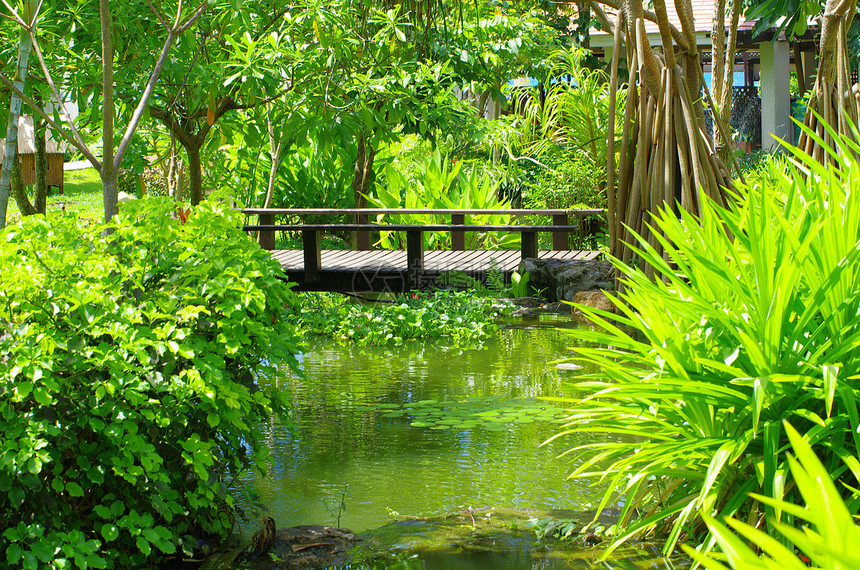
[[519, 258, 613, 302], [571, 290, 615, 326]]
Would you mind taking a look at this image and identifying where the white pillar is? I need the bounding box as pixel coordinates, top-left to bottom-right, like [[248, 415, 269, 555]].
[[760, 38, 791, 149]]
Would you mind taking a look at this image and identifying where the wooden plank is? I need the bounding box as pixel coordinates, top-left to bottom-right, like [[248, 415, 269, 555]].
[[268, 248, 601, 288], [321, 249, 355, 266]]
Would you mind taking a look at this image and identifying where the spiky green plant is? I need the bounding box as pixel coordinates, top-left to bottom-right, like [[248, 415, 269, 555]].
[[685, 422, 860, 569], [549, 123, 860, 556]]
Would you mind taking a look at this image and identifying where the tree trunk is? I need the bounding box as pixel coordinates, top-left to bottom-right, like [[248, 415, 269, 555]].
[[34, 115, 47, 213], [352, 132, 375, 208], [798, 0, 859, 162], [11, 156, 35, 216], [712, 0, 741, 166], [100, 0, 118, 223], [0, 7, 34, 228], [186, 144, 204, 205]]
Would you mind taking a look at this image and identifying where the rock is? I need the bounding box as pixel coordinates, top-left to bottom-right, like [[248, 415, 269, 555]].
[[117, 191, 136, 203], [202, 525, 360, 570], [509, 296, 545, 308], [539, 301, 568, 314], [571, 290, 615, 326], [518, 259, 613, 302]]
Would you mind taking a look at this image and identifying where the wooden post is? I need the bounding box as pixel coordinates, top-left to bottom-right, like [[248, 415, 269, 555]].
[[406, 229, 424, 289], [303, 229, 321, 283], [451, 213, 465, 251], [258, 213, 275, 250], [521, 230, 538, 261], [552, 213, 569, 251], [357, 212, 371, 250]]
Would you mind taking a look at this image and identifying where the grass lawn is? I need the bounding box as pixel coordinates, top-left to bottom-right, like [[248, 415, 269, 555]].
[[8, 167, 104, 224]]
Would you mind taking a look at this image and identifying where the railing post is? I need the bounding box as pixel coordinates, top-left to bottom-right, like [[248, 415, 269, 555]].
[[357, 212, 371, 251], [451, 213, 465, 251], [303, 230, 321, 283], [552, 213, 569, 251], [406, 229, 424, 289], [258, 213, 275, 250], [521, 230, 538, 261]]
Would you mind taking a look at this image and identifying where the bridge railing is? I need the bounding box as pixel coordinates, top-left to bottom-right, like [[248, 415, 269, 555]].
[[241, 208, 604, 284]]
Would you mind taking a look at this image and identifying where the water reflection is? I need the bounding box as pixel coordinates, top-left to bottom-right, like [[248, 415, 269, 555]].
[[237, 315, 603, 533]]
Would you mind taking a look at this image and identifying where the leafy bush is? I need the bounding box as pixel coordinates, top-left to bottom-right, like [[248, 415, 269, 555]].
[[551, 128, 860, 556], [686, 422, 860, 569], [519, 153, 606, 211], [0, 198, 301, 568], [366, 150, 518, 250], [293, 290, 512, 346]]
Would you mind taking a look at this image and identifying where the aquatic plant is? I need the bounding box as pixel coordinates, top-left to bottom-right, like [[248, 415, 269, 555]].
[[549, 125, 860, 555], [0, 198, 301, 567], [293, 290, 512, 346]]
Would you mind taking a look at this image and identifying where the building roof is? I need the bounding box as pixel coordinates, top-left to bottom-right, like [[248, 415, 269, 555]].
[[590, 0, 759, 48]]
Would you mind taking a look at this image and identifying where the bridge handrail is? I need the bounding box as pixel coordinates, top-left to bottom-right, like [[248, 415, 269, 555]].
[[242, 208, 606, 285], [241, 207, 604, 216], [242, 207, 604, 252]]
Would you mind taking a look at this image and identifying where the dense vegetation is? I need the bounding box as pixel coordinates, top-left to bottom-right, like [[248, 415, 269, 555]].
[[294, 290, 513, 347], [0, 199, 301, 567], [555, 129, 860, 558]]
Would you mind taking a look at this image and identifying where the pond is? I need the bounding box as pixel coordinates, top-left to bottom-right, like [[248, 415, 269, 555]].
[[232, 314, 676, 568]]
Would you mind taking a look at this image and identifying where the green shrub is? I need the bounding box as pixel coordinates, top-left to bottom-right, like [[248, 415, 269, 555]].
[[0, 198, 301, 568], [686, 422, 860, 569], [551, 127, 860, 556]]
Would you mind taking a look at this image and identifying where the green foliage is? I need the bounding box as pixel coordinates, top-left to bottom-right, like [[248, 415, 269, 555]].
[[366, 150, 517, 249], [685, 422, 860, 569], [551, 127, 860, 556], [293, 290, 511, 346], [0, 198, 301, 568], [518, 153, 606, 210], [436, 260, 531, 298], [508, 47, 623, 208]]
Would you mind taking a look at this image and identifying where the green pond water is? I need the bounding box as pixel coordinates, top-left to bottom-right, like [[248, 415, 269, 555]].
[[232, 314, 677, 568]]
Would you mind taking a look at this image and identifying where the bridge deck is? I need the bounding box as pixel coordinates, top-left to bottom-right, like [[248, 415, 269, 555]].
[[271, 248, 600, 292]]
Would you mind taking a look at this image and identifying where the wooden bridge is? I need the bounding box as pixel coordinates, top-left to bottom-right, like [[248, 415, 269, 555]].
[[243, 208, 603, 293]]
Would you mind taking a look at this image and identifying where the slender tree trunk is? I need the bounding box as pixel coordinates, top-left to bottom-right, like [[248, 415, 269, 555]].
[[263, 106, 290, 208], [11, 156, 34, 216], [100, 0, 118, 223], [186, 144, 204, 205], [352, 132, 375, 208], [712, 0, 740, 165], [34, 116, 46, 213], [0, 10, 34, 228]]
